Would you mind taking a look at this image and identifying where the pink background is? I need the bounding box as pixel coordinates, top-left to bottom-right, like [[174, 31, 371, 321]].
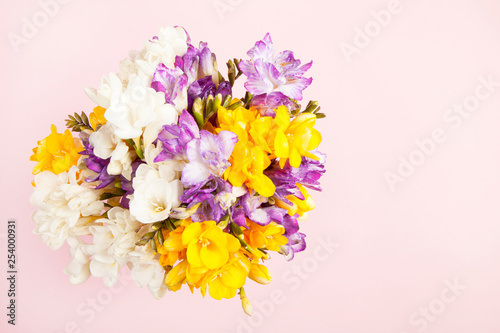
[[2, 0, 500, 332]]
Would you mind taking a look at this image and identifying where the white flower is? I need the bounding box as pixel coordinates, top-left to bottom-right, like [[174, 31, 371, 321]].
[[105, 207, 143, 259], [84, 72, 124, 109], [128, 246, 167, 299], [104, 74, 167, 140], [143, 142, 186, 178], [83, 207, 143, 287], [135, 26, 189, 78], [31, 168, 104, 250], [84, 225, 120, 287], [89, 124, 136, 180], [142, 103, 178, 147], [129, 164, 183, 223], [65, 236, 91, 285]]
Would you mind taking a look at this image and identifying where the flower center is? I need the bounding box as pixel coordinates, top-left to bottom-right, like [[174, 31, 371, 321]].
[[199, 238, 210, 247], [153, 202, 166, 213]]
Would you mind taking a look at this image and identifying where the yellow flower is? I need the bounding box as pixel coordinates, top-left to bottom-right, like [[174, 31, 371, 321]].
[[201, 251, 251, 300], [216, 105, 323, 196], [276, 184, 315, 217], [158, 219, 191, 266], [30, 125, 83, 175], [242, 221, 288, 252], [248, 263, 272, 285], [182, 221, 241, 270], [274, 106, 322, 168], [89, 106, 107, 129], [165, 259, 188, 292], [216, 106, 276, 197]]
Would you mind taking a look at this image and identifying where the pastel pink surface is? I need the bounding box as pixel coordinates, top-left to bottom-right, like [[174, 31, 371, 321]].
[[1, 0, 500, 332]]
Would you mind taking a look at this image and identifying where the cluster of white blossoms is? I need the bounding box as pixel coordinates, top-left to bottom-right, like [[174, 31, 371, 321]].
[[31, 27, 191, 299]]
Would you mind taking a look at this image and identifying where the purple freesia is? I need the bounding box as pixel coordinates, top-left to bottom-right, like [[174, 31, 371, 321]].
[[79, 131, 117, 189], [280, 214, 306, 260], [250, 92, 299, 117], [155, 110, 200, 163], [265, 151, 326, 205], [175, 42, 217, 85], [80, 132, 142, 209], [187, 76, 232, 111], [119, 160, 142, 209], [232, 193, 287, 227], [180, 176, 233, 222], [239, 33, 313, 101], [151, 64, 188, 106], [181, 130, 238, 186], [282, 232, 307, 261]]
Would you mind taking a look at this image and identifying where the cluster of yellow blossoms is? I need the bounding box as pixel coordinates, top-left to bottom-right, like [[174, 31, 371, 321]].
[[216, 104, 322, 198], [30, 107, 106, 176], [160, 219, 282, 301]]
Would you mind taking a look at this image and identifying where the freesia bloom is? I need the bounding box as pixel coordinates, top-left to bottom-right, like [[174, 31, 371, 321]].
[[151, 64, 188, 112], [129, 164, 183, 223], [216, 105, 276, 197], [89, 125, 136, 180], [273, 106, 322, 168], [182, 220, 240, 270], [181, 130, 238, 186], [203, 252, 250, 300], [30, 125, 83, 175], [239, 33, 312, 100], [242, 221, 288, 252], [89, 106, 107, 129], [31, 167, 104, 250]]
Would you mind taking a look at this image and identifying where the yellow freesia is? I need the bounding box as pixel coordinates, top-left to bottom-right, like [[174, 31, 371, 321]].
[[165, 259, 188, 292], [217, 105, 276, 197], [30, 124, 83, 175], [201, 251, 251, 300], [182, 221, 241, 270], [274, 106, 322, 168], [248, 263, 272, 285], [89, 106, 107, 129], [216, 105, 322, 197], [242, 221, 288, 252]]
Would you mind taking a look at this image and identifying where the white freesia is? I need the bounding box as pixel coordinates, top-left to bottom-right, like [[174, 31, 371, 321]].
[[128, 245, 167, 299], [64, 236, 91, 285], [83, 207, 143, 287], [84, 72, 123, 109], [89, 125, 136, 180], [104, 74, 169, 140], [142, 103, 178, 147], [135, 26, 189, 78], [31, 168, 104, 250], [144, 142, 186, 178], [129, 164, 182, 223]]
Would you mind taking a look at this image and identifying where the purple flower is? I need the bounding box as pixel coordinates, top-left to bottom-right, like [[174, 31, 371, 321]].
[[181, 130, 238, 187], [175, 42, 217, 85], [265, 151, 326, 205], [151, 64, 188, 106], [79, 131, 117, 189], [180, 176, 232, 222], [155, 110, 200, 163], [280, 214, 307, 260], [187, 76, 232, 111], [232, 193, 287, 227], [239, 33, 313, 101], [119, 160, 142, 209], [250, 92, 299, 117], [80, 132, 142, 209], [282, 232, 307, 261]]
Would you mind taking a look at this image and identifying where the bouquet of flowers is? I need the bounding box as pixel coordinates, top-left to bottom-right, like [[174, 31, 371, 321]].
[[30, 26, 326, 314]]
